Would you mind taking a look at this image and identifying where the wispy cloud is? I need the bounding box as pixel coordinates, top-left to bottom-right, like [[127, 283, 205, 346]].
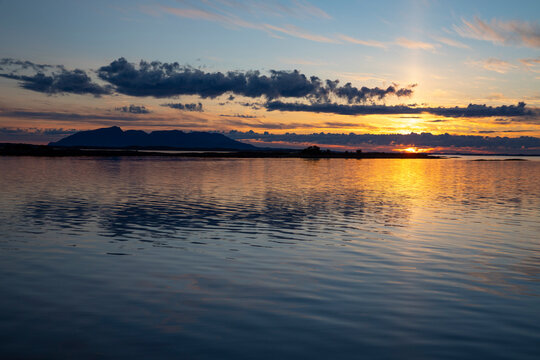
[[474, 76, 497, 81], [264, 24, 337, 43], [520, 56, 540, 72], [278, 58, 328, 66], [395, 37, 437, 50], [0, 109, 154, 122], [0, 127, 79, 143], [337, 34, 386, 48], [0, 127, 77, 136], [156, 4, 446, 50], [485, 93, 506, 100], [454, 17, 540, 48], [199, 0, 332, 20], [289, 0, 332, 20], [162, 6, 264, 30], [160, 5, 334, 43], [337, 72, 388, 82], [432, 36, 470, 49], [219, 119, 375, 130], [0, 108, 208, 127], [469, 58, 517, 74]]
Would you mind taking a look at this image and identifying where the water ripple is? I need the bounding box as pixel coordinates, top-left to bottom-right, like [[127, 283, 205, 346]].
[[0, 157, 539, 359]]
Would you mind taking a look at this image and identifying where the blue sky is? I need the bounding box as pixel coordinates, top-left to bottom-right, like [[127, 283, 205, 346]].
[[0, 0, 539, 151]]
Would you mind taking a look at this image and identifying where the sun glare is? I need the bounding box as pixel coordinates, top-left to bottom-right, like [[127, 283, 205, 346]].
[[395, 147, 433, 153]]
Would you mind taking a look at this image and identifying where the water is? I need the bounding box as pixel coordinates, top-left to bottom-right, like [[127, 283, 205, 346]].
[[0, 156, 539, 359]]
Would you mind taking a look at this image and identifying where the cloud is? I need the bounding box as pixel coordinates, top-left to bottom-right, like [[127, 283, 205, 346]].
[[279, 58, 328, 66], [226, 130, 540, 152], [432, 36, 470, 49], [337, 72, 389, 82], [161, 102, 204, 112], [162, 6, 263, 31], [0, 71, 112, 97], [0, 110, 151, 122], [116, 104, 151, 114], [469, 58, 517, 73], [198, 0, 332, 20], [334, 83, 416, 104], [238, 101, 264, 109], [0, 109, 208, 128], [485, 93, 506, 100], [97, 57, 414, 103], [0, 127, 77, 136], [477, 129, 535, 134], [219, 114, 259, 118], [160, 5, 333, 43], [220, 119, 303, 129], [265, 101, 539, 118], [454, 17, 540, 48], [219, 119, 375, 130], [337, 34, 386, 48], [0, 58, 57, 72], [520, 56, 540, 71], [264, 24, 337, 43], [0, 127, 79, 143], [289, 0, 332, 20], [520, 56, 540, 66], [395, 37, 437, 50], [0, 58, 112, 96]]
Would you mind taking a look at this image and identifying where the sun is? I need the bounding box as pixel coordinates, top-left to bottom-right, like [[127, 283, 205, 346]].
[[404, 147, 418, 153], [395, 146, 433, 153]]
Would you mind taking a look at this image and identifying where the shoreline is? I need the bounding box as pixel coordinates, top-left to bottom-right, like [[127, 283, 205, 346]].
[[0, 143, 442, 159]]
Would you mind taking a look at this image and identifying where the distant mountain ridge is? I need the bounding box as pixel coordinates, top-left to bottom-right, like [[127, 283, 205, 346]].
[[49, 126, 257, 150]]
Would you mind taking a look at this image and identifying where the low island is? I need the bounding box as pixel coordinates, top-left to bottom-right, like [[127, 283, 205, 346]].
[[0, 126, 441, 159], [0, 143, 441, 159]]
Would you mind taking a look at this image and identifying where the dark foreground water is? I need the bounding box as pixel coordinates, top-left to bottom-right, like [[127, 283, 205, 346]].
[[0, 156, 539, 359]]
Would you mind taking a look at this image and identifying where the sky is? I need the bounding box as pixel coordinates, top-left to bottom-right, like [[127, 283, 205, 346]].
[[0, 0, 539, 153]]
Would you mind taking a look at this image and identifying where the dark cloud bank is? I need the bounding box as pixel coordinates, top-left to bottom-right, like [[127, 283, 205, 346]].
[[2, 57, 414, 103], [226, 130, 540, 153], [1, 57, 539, 123], [0, 58, 112, 96], [96, 57, 415, 102], [265, 101, 539, 118]]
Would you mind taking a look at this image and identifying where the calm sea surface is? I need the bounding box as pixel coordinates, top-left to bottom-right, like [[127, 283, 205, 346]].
[[0, 156, 539, 359]]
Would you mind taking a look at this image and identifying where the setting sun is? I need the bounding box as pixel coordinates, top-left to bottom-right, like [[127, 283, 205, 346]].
[[395, 147, 433, 153], [393, 146, 435, 154]]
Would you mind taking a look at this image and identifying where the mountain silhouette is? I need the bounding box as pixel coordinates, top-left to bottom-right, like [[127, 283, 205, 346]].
[[49, 126, 257, 150]]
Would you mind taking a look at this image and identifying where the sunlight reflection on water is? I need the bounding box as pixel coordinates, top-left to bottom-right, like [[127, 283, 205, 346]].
[[0, 157, 539, 359]]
